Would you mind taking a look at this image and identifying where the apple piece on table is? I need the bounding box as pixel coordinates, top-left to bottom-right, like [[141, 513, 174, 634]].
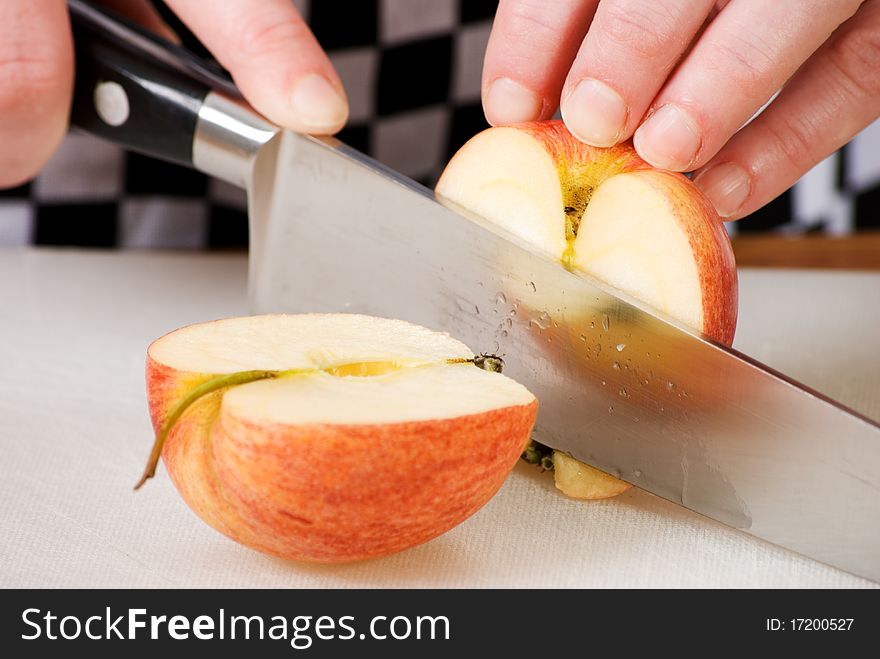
[[552, 451, 633, 500], [145, 313, 537, 562], [437, 120, 737, 500]]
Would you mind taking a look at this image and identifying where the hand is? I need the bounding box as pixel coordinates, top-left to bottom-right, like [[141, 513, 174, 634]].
[[0, 0, 348, 188], [482, 0, 880, 220]]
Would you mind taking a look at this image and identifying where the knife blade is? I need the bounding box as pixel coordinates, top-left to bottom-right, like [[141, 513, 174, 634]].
[[66, 0, 880, 582], [249, 130, 880, 582]]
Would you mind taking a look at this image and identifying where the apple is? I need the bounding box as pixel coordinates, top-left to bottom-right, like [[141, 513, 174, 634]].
[[552, 451, 633, 500], [141, 313, 537, 562], [436, 120, 737, 499]]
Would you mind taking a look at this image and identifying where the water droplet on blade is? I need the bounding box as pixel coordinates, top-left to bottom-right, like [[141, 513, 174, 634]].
[[616, 343, 626, 352], [612, 361, 620, 370], [495, 292, 507, 304], [602, 314, 610, 331], [528, 281, 536, 292], [533, 311, 551, 330]]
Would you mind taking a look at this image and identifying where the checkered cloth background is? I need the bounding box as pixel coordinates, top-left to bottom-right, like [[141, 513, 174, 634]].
[[0, 0, 878, 249]]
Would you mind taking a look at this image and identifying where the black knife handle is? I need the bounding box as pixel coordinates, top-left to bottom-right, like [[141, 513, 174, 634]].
[[68, 0, 240, 168]]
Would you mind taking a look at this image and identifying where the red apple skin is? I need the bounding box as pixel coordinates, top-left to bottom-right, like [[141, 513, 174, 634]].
[[146, 357, 538, 563]]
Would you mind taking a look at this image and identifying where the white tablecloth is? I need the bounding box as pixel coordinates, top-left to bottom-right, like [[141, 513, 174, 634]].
[[0, 248, 876, 588]]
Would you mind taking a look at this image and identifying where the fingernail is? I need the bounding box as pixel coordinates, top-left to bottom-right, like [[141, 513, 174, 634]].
[[289, 74, 348, 133], [484, 78, 542, 125], [562, 79, 627, 147], [693, 162, 751, 218], [634, 104, 701, 170]]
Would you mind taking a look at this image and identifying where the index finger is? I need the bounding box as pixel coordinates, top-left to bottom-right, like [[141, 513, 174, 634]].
[[166, 0, 348, 134]]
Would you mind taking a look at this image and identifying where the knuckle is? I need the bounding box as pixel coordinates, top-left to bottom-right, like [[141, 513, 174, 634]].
[[493, 0, 587, 73], [500, 0, 566, 40], [598, 1, 680, 61], [764, 113, 820, 174], [0, 41, 68, 111], [826, 18, 880, 99], [234, 11, 313, 62], [707, 31, 775, 95]]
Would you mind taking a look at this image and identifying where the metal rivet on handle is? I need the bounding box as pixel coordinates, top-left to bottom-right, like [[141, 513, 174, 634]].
[[94, 81, 130, 127]]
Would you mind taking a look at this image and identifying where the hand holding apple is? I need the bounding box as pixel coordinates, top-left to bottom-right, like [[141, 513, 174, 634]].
[[482, 1, 880, 221]]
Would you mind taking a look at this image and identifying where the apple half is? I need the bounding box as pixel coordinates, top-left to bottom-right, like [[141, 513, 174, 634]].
[[436, 120, 737, 499], [143, 313, 537, 562]]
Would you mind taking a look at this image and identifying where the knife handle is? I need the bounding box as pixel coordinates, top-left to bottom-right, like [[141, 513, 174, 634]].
[[68, 0, 277, 187]]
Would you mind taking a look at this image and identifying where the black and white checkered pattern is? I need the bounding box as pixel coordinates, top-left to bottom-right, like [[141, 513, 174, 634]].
[[0, 0, 878, 249], [729, 120, 880, 237], [0, 135, 250, 248]]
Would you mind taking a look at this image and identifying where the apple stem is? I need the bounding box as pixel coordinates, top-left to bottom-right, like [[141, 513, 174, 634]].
[[473, 354, 504, 373], [447, 353, 505, 373], [135, 369, 294, 490]]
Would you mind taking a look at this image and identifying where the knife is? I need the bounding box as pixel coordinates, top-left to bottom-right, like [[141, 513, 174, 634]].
[[68, 0, 880, 582]]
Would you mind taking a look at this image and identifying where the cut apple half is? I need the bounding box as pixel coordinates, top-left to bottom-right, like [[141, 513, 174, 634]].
[[437, 120, 738, 499], [144, 313, 537, 562]]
